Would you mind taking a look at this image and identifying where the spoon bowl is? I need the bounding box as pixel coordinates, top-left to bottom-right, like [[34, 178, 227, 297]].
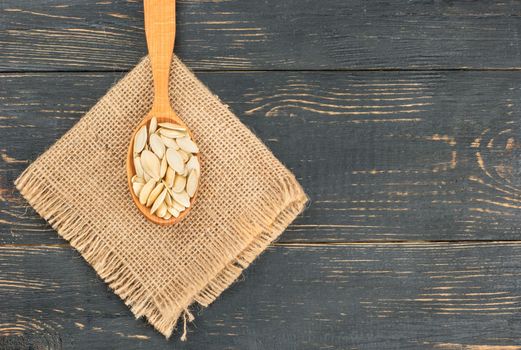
[[127, 112, 199, 226]]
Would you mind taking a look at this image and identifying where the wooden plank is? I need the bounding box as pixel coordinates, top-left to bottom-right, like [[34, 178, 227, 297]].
[[2, 71, 521, 243], [2, 242, 521, 349], [3, 0, 521, 71], [160, 71, 521, 243]]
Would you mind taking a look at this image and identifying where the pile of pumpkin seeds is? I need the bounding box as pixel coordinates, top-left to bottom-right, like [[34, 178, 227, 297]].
[[131, 117, 200, 220]]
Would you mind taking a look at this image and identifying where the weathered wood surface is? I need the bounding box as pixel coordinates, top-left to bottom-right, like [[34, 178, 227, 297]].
[[3, 243, 521, 350], [3, 0, 521, 348], [2, 71, 521, 244], [3, 0, 521, 71]]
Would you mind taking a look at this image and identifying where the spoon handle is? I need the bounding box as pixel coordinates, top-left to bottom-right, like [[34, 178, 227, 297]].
[[144, 0, 176, 115]]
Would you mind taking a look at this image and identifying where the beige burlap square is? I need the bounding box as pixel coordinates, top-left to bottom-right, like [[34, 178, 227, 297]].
[[15, 56, 308, 339]]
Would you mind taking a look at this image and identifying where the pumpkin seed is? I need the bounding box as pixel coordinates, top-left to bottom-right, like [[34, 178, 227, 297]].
[[141, 150, 161, 181], [133, 125, 147, 154], [132, 182, 144, 197], [158, 122, 186, 131], [164, 183, 175, 198], [165, 192, 173, 206], [178, 149, 190, 162], [163, 212, 172, 220], [159, 128, 186, 139], [139, 179, 156, 205], [150, 188, 167, 214], [160, 155, 167, 178], [176, 136, 199, 153], [156, 202, 168, 218], [172, 201, 185, 212], [173, 174, 186, 193], [149, 133, 165, 159], [186, 156, 200, 177], [134, 156, 144, 178], [149, 117, 157, 135], [186, 170, 198, 197], [146, 182, 164, 207], [161, 135, 179, 149], [165, 167, 175, 188], [172, 191, 190, 207], [166, 148, 185, 173], [131, 175, 144, 184], [168, 207, 180, 218]]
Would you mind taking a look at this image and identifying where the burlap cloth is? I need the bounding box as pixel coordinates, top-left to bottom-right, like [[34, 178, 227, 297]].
[[15, 56, 308, 339]]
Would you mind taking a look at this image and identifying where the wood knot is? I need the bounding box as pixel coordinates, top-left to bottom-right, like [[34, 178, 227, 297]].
[[0, 316, 62, 350], [472, 127, 521, 189]]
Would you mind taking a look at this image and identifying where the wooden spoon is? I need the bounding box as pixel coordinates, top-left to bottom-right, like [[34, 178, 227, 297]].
[[127, 0, 198, 225]]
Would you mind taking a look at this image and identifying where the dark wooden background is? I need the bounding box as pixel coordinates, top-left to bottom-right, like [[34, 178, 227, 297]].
[[2, 0, 521, 349]]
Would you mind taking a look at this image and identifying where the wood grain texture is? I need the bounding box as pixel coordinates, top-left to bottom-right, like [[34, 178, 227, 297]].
[[4, 0, 521, 71], [4, 1, 521, 347], [2, 243, 521, 349], [2, 71, 521, 243]]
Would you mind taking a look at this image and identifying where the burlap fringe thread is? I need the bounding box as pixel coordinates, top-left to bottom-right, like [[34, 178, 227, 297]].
[[15, 167, 307, 339]]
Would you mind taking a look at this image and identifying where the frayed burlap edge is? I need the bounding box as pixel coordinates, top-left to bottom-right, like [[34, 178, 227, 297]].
[[14, 66, 308, 339], [16, 167, 307, 339]]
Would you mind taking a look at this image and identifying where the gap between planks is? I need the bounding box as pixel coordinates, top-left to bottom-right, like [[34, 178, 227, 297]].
[[4, 240, 521, 248], [8, 67, 521, 74]]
